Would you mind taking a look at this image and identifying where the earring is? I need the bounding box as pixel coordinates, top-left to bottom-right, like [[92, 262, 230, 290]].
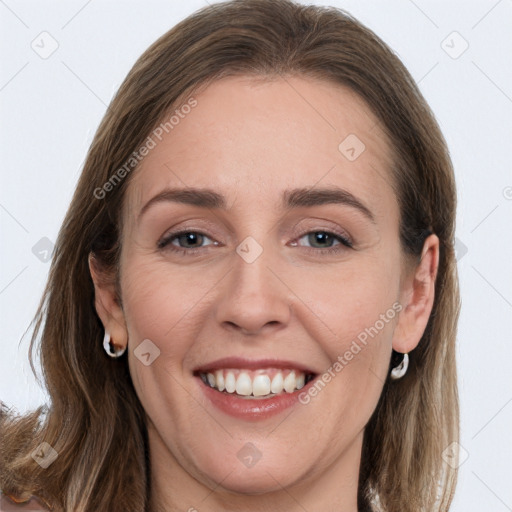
[[390, 352, 409, 380], [103, 331, 126, 358]]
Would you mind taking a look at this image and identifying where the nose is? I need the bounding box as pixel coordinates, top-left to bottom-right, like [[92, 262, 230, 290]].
[[214, 242, 292, 336]]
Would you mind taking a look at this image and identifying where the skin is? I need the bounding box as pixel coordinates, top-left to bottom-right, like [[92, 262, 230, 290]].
[[90, 75, 439, 512]]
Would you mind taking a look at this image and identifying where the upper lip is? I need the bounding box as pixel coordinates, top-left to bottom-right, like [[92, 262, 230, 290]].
[[193, 356, 318, 375]]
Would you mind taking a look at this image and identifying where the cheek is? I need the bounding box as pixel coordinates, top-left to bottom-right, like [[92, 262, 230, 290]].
[[296, 255, 400, 342], [296, 253, 401, 398], [122, 258, 213, 438], [121, 256, 217, 348]]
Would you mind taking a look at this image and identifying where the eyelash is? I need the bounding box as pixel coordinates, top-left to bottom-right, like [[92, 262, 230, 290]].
[[157, 229, 353, 256]]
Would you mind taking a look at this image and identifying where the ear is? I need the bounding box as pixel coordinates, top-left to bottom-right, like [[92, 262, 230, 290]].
[[88, 252, 128, 352], [392, 234, 439, 353]]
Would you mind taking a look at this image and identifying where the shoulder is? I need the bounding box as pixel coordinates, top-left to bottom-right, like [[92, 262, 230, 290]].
[[0, 492, 50, 510]]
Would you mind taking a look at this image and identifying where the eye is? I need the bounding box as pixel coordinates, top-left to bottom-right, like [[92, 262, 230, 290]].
[[292, 230, 353, 253], [157, 229, 353, 257], [157, 230, 218, 254]]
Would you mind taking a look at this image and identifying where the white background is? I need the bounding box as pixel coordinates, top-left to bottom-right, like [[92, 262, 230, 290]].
[[1, 1, 511, 510]]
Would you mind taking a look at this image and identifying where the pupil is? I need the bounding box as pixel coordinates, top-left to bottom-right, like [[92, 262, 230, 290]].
[[181, 233, 201, 247]]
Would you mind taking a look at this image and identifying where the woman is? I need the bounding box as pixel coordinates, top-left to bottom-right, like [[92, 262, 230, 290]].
[[0, 0, 460, 510]]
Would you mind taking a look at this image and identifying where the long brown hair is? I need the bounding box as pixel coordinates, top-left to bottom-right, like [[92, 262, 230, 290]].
[[0, 1, 460, 510]]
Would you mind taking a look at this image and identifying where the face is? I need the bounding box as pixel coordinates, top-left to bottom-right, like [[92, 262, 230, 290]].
[[116, 75, 409, 497]]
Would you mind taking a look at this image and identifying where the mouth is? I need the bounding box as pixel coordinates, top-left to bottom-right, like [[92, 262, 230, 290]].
[[192, 357, 319, 419], [195, 368, 317, 399]]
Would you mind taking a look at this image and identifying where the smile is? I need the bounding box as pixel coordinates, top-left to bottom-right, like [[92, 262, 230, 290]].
[[193, 358, 320, 419], [198, 368, 316, 398]]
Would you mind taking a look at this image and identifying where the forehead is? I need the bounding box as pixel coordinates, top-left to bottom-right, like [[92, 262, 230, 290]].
[[125, 75, 397, 222]]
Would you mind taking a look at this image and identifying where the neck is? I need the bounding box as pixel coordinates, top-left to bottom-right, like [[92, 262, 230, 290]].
[[147, 420, 363, 512]]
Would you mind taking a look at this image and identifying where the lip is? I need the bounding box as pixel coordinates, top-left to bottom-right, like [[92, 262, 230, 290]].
[[196, 375, 319, 420], [193, 356, 317, 374], [193, 357, 319, 420]]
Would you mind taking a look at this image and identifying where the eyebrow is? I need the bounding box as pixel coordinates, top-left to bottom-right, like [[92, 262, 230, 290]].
[[138, 186, 376, 224]]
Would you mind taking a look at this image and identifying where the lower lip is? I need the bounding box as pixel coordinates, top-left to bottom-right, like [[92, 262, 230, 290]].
[[196, 375, 317, 420]]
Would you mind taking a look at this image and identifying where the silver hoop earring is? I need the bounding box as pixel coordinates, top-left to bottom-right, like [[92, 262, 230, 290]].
[[390, 352, 409, 380], [103, 331, 126, 358]]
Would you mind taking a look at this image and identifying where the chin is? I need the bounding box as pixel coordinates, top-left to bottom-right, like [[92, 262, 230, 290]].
[[206, 465, 302, 495], [191, 448, 308, 495]]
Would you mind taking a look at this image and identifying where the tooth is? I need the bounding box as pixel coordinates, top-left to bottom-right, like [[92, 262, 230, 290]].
[[283, 371, 296, 393], [270, 372, 284, 394], [252, 375, 271, 396], [235, 372, 252, 396], [215, 370, 225, 391], [203, 368, 308, 395], [225, 371, 236, 393]]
